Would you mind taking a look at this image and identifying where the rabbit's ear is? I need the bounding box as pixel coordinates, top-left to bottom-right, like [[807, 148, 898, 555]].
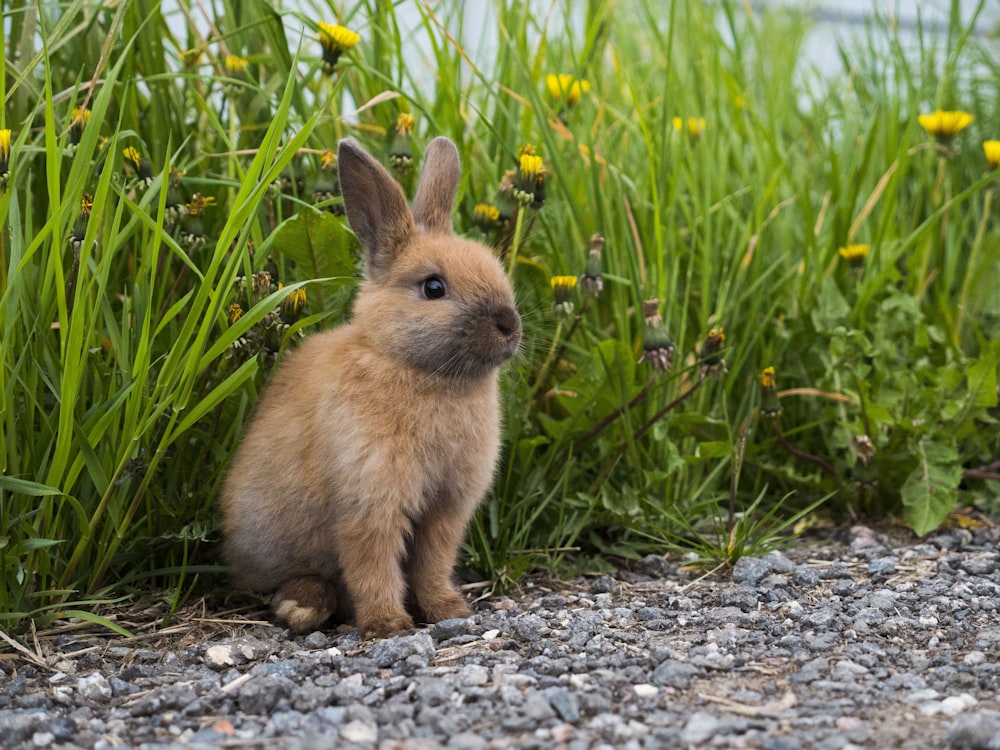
[[411, 136, 460, 235], [338, 138, 415, 281]]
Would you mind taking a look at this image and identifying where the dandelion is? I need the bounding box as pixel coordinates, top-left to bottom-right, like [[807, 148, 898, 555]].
[[514, 145, 546, 207], [983, 140, 1000, 170], [188, 193, 215, 217], [852, 434, 878, 488], [389, 112, 415, 175], [179, 193, 215, 250], [918, 109, 974, 143], [639, 299, 675, 372], [672, 116, 706, 138], [69, 107, 91, 147], [760, 366, 782, 418], [225, 54, 248, 75], [165, 168, 188, 224], [0, 129, 10, 191], [318, 22, 360, 74], [495, 169, 518, 220], [281, 286, 307, 322], [700, 327, 727, 379], [580, 233, 604, 298], [545, 74, 591, 107], [223, 55, 250, 97], [472, 203, 502, 232], [67, 193, 94, 252], [838, 243, 870, 267], [252, 270, 274, 300], [123, 145, 154, 188], [551, 275, 578, 318], [313, 150, 343, 214], [227, 303, 244, 325]]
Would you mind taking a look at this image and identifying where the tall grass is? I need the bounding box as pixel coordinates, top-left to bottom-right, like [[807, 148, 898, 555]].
[[1, 0, 997, 628]]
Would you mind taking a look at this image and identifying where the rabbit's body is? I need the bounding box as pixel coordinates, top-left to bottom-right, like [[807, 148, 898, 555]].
[[220, 137, 520, 637]]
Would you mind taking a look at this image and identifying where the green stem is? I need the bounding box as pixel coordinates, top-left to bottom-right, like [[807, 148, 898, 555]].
[[769, 419, 839, 483], [506, 203, 528, 282], [633, 374, 706, 442]]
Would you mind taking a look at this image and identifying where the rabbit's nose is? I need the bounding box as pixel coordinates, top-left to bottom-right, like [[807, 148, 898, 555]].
[[495, 307, 521, 339]]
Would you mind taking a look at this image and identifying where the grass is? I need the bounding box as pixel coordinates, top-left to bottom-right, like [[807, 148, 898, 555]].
[[1, 0, 998, 629]]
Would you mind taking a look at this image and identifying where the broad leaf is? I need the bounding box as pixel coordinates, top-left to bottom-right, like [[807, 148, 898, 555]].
[[900, 439, 962, 536]]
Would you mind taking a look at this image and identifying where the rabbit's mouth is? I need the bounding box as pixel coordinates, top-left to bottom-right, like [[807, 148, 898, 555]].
[[396, 302, 522, 380]]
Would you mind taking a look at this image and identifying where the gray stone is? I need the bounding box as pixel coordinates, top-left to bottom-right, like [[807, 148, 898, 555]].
[[237, 675, 295, 715], [431, 618, 474, 641], [650, 659, 701, 688], [369, 632, 436, 668], [681, 711, 722, 744], [76, 673, 112, 703], [947, 709, 1000, 749], [544, 687, 581, 723], [867, 557, 898, 577]]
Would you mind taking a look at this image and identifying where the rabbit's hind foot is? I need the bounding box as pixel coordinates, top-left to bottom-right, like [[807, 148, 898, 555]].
[[272, 576, 338, 633]]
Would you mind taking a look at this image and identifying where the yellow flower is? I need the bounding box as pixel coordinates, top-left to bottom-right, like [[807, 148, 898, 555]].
[[225, 55, 248, 75], [519, 152, 543, 179], [551, 275, 578, 318], [550, 275, 578, 295], [545, 74, 591, 107], [123, 145, 154, 186], [838, 244, 870, 266], [701, 327, 727, 379], [983, 140, 1000, 170], [472, 203, 501, 232], [320, 149, 336, 170], [282, 287, 307, 319], [395, 112, 414, 136], [71, 106, 91, 128], [0, 128, 10, 186], [760, 366, 781, 417], [514, 147, 546, 207], [672, 116, 706, 137], [188, 193, 216, 217], [318, 22, 360, 72], [918, 110, 974, 142], [227, 303, 244, 325]]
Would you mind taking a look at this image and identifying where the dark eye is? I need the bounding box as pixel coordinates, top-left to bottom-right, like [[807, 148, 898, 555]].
[[422, 276, 447, 299]]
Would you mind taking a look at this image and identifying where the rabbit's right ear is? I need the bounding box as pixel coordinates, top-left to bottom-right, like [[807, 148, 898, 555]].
[[338, 138, 415, 281]]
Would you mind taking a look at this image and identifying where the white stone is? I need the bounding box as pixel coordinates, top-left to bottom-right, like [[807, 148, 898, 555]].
[[633, 684, 658, 698]]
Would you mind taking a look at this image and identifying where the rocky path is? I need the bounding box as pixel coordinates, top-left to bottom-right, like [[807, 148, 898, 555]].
[[2, 523, 1000, 749]]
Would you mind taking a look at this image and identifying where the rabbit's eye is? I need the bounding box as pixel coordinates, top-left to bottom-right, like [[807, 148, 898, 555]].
[[422, 276, 448, 300]]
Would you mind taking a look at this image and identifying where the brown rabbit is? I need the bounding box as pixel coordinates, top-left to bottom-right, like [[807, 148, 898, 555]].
[[219, 136, 521, 638]]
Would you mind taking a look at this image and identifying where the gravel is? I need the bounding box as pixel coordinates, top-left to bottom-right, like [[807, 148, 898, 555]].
[[2, 524, 1000, 749]]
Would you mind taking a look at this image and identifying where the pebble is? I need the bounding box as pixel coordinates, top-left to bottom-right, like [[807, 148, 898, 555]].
[[2, 525, 998, 749]]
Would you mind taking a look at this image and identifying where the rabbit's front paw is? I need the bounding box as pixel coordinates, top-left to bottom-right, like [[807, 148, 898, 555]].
[[358, 610, 414, 639], [417, 589, 471, 623]]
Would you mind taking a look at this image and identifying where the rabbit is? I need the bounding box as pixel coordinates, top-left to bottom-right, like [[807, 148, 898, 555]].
[[219, 136, 522, 638]]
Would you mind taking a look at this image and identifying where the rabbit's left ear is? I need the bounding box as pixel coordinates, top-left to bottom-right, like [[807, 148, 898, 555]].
[[411, 136, 460, 235]]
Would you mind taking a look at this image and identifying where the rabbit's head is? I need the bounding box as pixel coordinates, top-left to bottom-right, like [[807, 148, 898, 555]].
[[338, 137, 521, 380]]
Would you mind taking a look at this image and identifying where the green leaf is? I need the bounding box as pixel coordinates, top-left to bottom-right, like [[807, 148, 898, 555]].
[[810, 276, 852, 334], [0, 477, 62, 497], [271, 209, 358, 313], [900, 439, 962, 536], [966, 356, 998, 410], [696, 440, 732, 460]]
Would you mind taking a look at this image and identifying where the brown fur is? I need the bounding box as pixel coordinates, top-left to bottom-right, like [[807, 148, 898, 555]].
[[219, 137, 521, 638]]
